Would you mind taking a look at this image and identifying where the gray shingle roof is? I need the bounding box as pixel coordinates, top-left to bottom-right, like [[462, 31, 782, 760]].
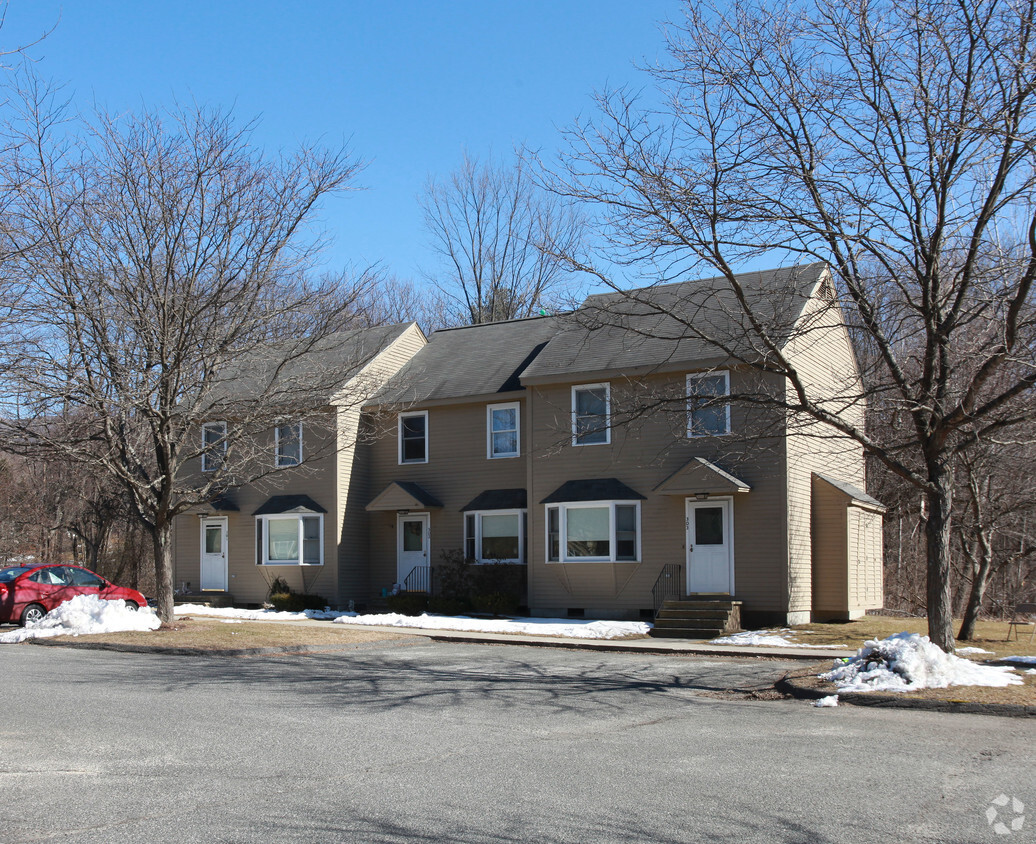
[[461, 489, 528, 512], [371, 316, 560, 405], [253, 494, 328, 515], [208, 322, 415, 409], [814, 474, 885, 510], [540, 478, 647, 504], [521, 264, 826, 381]]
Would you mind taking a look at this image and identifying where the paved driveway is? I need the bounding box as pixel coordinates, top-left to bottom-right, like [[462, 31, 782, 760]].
[[0, 640, 1032, 843]]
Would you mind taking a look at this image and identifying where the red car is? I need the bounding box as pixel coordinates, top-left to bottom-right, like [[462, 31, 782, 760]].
[[0, 563, 148, 626]]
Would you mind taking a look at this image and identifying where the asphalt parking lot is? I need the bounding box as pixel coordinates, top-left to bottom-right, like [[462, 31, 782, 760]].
[[1, 639, 1032, 843]]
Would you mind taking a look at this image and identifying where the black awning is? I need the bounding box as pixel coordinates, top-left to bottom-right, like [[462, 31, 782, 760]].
[[461, 488, 528, 512], [540, 478, 646, 504], [202, 494, 240, 513], [253, 494, 328, 516]]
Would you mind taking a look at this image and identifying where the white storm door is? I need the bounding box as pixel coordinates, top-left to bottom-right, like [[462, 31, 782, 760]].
[[397, 514, 429, 586], [686, 499, 733, 594], [200, 517, 228, 591]]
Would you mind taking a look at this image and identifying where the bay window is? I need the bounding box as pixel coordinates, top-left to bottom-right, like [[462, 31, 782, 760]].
[[545, 501, 640, 563], [256, 514, 323, 565], [464, 510, 526, 563]]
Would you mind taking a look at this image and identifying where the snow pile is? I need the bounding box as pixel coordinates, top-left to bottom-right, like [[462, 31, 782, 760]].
[[710, 629, 848, 648], [998, 655, 1036, 666], [822, 632, 1022, 693], [0, 595, 160, 643], [332, 612, 651, 639], [813, 695, 839, 707], [175, 604, 349, 622], [954, 646, 993, 655]]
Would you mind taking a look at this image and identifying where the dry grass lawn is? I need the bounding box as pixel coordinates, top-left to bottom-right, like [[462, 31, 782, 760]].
[[40, 617, 409, 651], [788, 615, 1036, 659]]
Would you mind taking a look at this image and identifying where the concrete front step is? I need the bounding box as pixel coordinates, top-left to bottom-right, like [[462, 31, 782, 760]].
[[650, 597, 741, 639], [655, 609, 732, 622]]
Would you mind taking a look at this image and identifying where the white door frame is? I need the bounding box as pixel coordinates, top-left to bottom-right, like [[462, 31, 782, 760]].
[[200, 516, 229, 591], [685, 497, 734, 595], [396, 512, 430, 586]]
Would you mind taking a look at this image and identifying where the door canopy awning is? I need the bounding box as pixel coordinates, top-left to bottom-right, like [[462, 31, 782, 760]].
[[199, 494, 240, 513], [654, 457, 751, 496], [366, 481, 444, 511], [253, 494, 328, 516]]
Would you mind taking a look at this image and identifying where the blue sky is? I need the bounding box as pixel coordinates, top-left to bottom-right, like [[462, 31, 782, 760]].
[[4, 1, 679, 284]]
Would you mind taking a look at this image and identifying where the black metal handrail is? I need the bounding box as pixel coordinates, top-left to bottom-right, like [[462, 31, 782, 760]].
[[651, 563, 683, 615], [403, 565, 432, 594]]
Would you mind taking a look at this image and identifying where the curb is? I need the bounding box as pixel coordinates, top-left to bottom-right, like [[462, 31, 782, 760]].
[[777, 673, 1036, 718]]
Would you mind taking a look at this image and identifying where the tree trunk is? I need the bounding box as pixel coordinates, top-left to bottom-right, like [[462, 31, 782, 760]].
[[925, 467, 956, 651], [151, 522, 175, 624], [957, 530, 993, 641]]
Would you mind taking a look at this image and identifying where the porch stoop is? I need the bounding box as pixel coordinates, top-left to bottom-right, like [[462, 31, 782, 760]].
[[649, 596, 742, 639]]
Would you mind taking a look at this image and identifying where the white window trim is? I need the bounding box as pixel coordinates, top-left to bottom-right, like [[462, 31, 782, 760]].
[[398, 410, 429, 465], [486, 402, 521, 459], [545, 500, 641, 563], [201, 421, 227, 473], [687, 370, 731, 437], [256, 513, 324, 566], [275, 421, 303, 467], [571, 383, 611, 446], [464, 509, 526, 564]]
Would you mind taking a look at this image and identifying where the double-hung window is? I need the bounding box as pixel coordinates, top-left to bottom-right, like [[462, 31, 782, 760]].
[[399, 411, 428, 464], [464, 510, 526, 563], [572, 383, 610, 446], [276, 422, 302, 467], [256, 514, 323, 565], [487, 402, 520, 459], [546, 501, 640, 563], [201, 422, 227, 472], [687, 371, 730, 437]]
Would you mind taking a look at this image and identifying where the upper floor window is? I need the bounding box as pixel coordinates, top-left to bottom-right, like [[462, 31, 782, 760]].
[[687, 371, 730, 437], [572, 383, 610, 446], [201, 421, 227, 472], [399, 411, 428, 464], [546, 501, 640, 563], [487, 402, 520, 459], [276, 422, 302, 467]]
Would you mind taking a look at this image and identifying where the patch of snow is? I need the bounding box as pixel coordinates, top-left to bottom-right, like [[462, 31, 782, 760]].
[[954, 646, 993, 655], [821, 632, 1022, 693], [0, 594, 160, 643], [174, 604, 351, 622], [1025, 669, 1036, 675], [710, 629, 848, 648], [999, 655, 1036, 666], [813, 695, 839, 707], [331, 612, 650, 640], [219, 619, 245, 624]]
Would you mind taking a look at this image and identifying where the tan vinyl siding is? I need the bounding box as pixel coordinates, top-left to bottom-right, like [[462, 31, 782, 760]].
[[526, 371, 790, 618], [783, 282, 868, 616], [173, 414, 341, 605], [848, 506, 883, 612], [336, 324, 427, 606], [811, 477, 849, 617], [364, 397, 532, 601]]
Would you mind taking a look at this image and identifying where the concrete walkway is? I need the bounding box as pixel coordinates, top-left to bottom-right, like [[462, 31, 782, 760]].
[[184, 614, 855, 661]]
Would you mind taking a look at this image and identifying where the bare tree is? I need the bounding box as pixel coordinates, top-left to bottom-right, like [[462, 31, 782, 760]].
[[0, 89, 383, 622], [423, 152, 584, 325], [545, 0, 1036, 649]]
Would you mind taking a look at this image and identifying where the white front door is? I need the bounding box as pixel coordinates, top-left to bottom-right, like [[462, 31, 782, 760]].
[[397, 513, 430, 587], [686, 499, 733, 594], [200, 517, 228, 591]]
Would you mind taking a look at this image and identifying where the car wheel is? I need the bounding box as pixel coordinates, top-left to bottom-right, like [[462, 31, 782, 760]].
[[125, 600, 139, 610], [20, 603, 46, 627]]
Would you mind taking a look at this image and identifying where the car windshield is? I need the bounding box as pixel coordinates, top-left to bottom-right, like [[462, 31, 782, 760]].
[[0, 566, 32, 582]]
